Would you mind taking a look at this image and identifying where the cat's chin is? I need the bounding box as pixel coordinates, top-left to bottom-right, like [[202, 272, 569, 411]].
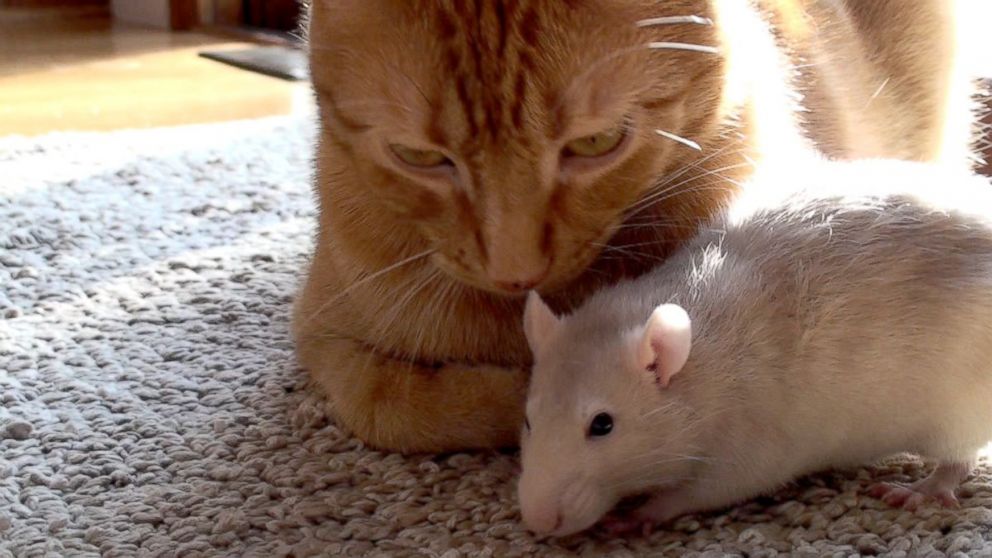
[[448, 273, 536, 297], [431, 264, 547, 297], [452, 271, 578, 298]]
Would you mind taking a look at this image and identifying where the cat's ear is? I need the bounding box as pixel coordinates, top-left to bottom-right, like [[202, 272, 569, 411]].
[[635, 304, 692, 388], [523, 292, 560, 355]]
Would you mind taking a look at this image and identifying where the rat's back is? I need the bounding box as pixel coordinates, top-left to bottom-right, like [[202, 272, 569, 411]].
[[520, 160, 992, 533], [670, 160, 992, 471]]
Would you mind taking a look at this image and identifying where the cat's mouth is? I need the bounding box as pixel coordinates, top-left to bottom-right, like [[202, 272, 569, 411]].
[[431, 252, 567, 296]]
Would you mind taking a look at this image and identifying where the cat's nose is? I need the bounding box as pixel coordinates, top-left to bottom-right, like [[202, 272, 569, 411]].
[[494, 276, 544, 292], [491, 264, 550, 293]]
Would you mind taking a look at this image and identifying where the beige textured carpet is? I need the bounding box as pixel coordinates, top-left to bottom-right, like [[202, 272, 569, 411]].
[[2, 116, 992, 557]]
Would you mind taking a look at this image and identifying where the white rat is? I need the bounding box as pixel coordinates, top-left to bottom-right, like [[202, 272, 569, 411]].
[[517, 159, 992, 537]]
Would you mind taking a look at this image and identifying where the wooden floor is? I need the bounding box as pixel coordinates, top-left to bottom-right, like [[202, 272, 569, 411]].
[[0, 5, 312, 136]]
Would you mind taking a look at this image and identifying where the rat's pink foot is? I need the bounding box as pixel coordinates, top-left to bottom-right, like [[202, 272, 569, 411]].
[[634, 488, 697, 523], [869, 461, 971, 511], [869, 483, 958, 510]]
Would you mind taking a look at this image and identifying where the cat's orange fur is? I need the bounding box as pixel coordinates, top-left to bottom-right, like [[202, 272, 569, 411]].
[[295, 0, 983, 453]]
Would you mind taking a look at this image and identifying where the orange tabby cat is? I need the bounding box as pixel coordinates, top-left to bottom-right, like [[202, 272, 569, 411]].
[[294, 0, 983, 453]]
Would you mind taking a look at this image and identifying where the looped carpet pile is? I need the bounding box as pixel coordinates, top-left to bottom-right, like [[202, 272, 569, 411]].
[[1, 116, 991, 557]]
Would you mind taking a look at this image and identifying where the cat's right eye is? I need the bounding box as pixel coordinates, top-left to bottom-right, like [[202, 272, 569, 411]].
[[563, 125, 627, 158], [389, 144, 452, 168]]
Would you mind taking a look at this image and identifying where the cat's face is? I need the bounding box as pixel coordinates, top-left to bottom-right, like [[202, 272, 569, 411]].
[[308, 0, 724, 295]]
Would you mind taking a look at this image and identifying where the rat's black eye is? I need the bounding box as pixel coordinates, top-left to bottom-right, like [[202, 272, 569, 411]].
[[524, 417, 531, 431], [588, 413, 613, 438]]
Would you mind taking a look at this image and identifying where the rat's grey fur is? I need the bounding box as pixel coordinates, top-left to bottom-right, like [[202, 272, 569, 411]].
[[519, 158, 992, 537]]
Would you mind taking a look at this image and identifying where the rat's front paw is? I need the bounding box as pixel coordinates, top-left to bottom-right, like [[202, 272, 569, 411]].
[[600, 489, 695, 537], [600, 514, 656, 537]]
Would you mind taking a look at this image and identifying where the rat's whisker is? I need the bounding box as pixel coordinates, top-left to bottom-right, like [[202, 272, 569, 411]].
[[656, 129, 702, 151], [631, 456, 711, 471], [637, 15, 713, 27], [605, 467, 703, 491], [603, 452, 719, 490], [640, 401, 680, 419], [648, 42, 720, 55], [631, 447, 715, 463]]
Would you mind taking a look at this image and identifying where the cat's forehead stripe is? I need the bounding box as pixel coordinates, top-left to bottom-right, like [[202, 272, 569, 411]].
[[434, 0, 541, 143]]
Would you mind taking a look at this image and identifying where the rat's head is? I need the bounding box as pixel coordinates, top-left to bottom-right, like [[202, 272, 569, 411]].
[[517, 292, 703, 536], [307, 0, 725, 294]]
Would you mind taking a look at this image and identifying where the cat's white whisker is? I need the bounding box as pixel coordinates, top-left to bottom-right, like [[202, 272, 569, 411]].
[[368, 266, 441, 351], [656, 129, 703, 151], [648, 42, 720, 55], [632, 144, 741, 208], [627, 154, 753, 215], [301, 249, 437, 326], [625, 182, 738, 221], [642, 161, 752, 206], [597, 246, 668, 263], [637, 15, 713, 27], [865, 77, 891, 109]]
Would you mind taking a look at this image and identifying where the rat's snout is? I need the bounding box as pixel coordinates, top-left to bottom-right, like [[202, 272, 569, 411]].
[[520, 501, 563, 535], [518, 471, 565, 535], [519, 469, 615, 537]]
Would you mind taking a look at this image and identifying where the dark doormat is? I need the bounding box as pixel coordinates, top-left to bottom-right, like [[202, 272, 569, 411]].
[[199, 46, 308, 81]]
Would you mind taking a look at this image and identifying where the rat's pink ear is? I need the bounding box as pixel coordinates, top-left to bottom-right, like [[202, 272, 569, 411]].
[[636, 304, 692, 388], [523, 291, 560, 355]]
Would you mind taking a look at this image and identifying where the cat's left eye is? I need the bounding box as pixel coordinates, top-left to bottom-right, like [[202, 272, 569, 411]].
[[390, 144, 452, 168], [563, 125, 627, 158]]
